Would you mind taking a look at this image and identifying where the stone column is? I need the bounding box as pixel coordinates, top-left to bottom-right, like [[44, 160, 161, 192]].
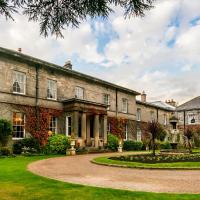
[[94, 114, 100, 148], [81, 112, 87, 146], [103, 115, 108, 145], [72, 111, 79, 138]]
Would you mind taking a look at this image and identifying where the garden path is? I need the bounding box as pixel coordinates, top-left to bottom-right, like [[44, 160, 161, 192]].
[[28, 153, 200, 194]]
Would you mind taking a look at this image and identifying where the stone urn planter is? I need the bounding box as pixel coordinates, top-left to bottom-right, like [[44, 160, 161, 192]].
[[118, 139, 123, 153], [68, 139, 76, 156]]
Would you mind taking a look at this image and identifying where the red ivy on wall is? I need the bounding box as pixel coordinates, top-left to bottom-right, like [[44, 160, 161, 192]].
[[108, 117, 127, 139], [13, 105, 63, 146]]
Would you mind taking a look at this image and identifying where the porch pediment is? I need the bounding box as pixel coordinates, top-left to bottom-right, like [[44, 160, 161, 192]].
[[62, 98, 107, 115]]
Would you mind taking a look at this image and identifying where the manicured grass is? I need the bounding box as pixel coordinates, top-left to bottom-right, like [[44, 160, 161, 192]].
[[93, 155, 200, 169], [0, 156, 200, 200]]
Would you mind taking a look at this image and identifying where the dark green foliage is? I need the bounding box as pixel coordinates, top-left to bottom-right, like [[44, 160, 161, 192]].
[[0, 119, 12, 146], [0, 146, 12, 156], [47, 134, 70, 154], [13, 137, 40, 154], [123, 140, 143, 151], [0, 0, 154, 37], [110, 153, 200, 164], [107, 133, 119, 151], [160, 141, 171, 150]]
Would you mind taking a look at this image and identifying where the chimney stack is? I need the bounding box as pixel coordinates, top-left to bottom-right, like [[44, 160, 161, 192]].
[[166, 99, 176, 107], [18, 48, 22, 53], [141, 91, 147, 103], [63, 61, 72, 70]]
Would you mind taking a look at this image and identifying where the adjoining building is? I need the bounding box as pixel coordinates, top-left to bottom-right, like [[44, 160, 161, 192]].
[[0, 46, 177, 147]]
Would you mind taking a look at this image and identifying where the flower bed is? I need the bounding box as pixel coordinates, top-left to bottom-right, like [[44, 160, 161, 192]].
[[109, 153, 200, 164]]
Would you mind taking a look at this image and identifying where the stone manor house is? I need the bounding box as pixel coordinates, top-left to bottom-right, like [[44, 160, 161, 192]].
[[0, 47, 182, 148]]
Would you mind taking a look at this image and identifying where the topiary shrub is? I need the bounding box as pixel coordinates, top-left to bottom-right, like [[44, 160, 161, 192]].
[[47, 134, 70, 154], [123, 140, 143, 151], [160, 141, 172, 150], [13, 137, 40, 154], [0, 147, 12, 156], [107, 133, 119, 151], [0, 119, 13, 146]]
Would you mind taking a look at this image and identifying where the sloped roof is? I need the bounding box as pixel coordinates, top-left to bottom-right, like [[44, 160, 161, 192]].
[[176, 96, 200, 111], [0, 46, 140, 95], [136, 100, 175, 111], [150, 101, 176, 111]]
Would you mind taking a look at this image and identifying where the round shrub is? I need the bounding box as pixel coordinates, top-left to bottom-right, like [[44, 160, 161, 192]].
[[48, 134, 70, 154], [123, 140, 143, 151], [13, 137, 40, 154], [107, 133, 119, 151], [160, 141, 172, 150], [0, 119, 12, 146]]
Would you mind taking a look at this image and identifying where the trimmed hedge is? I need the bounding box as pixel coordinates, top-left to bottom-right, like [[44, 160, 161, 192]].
[[123, 140, 143, 151], [160, 141, 172, 150]]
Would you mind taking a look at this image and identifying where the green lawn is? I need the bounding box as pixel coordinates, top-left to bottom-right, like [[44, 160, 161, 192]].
[[93, 155, 200, 169], [0, 156, 200, 200]]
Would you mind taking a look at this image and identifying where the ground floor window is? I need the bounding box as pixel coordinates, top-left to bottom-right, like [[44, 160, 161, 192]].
[[124, 124, 128, 141], [13, 112, 25, 139], [107, 122, 111, 133], [49, 116, 57, 134], [137, 128, 142, 141], [66, 116, 72, 136]]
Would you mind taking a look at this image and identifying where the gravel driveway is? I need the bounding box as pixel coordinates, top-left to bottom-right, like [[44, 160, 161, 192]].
[[28, 153, 200, 194]]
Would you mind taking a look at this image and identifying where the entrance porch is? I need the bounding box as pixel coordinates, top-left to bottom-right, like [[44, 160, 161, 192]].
[[63, 98, 108, 148]]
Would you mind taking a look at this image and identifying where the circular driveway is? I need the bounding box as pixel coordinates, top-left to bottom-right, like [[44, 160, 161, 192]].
[[28, 153, 200, 194]]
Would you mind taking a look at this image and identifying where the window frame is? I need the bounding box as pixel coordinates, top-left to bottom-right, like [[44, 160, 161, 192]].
[[12, 71, 26, 95], [75, 86, 84, 99], [12, 112, 25, 139], [122, 98, 128, 113], [47, 79, 57, 100], [66, 116, 72, 136], [164, 114, 167, 125], [49, 116, 57, 134], [124, 123, 128, 141], [137, 108, 141, 121], [137, 128, 142, 142], [103, 93, 110, 110]]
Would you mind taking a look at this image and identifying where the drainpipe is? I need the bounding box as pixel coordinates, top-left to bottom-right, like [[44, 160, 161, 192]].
[[115, 88, 118, 118], [156, 108, 159, 122], [35, 65, 40, 130], [183, 110, 186, 134]]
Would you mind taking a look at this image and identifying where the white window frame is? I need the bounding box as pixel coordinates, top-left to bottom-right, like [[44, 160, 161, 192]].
[[13, 71, 26, 95], [137, 128, 142, 142], [103, 94, 110, 110], [107, 122, 111, 133], [164, 114, 167, 125], [188, 113, 197, 124], [75, 86, 84, 99], [12, 112, 25, 139], [47, 79, 57, 100], [150, 111, 155, 122], [122, 98, 128, 113], [137, 108, 141, 121], [124, 124, 128, 141], [49, 116, 57, 134], [66, 116, 72, 136]]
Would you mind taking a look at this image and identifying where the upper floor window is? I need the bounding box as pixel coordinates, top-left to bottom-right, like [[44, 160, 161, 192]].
[[164, 114, 167, 125], [103, 94, 110, 110], [122, 98, 128, 113], [150, 111, 155, 121], [13, 71, 26, 94], [75, 86, 84, 99], [137, 108, 141, 121], [13, 112, 25, 139], [47, 79, 57, 100], [49, 116, 57, 134]]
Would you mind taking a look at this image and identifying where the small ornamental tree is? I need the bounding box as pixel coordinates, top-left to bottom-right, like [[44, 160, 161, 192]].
[[0, 119, 13, 146], [184, 128, 194, 153], [146, 120, 161, 156]]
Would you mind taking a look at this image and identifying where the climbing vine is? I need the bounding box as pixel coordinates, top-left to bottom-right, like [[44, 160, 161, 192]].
[[12, 104, 63, 146]]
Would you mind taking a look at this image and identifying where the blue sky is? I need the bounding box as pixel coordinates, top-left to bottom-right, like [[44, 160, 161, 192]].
[[0, 0, 200, 104]]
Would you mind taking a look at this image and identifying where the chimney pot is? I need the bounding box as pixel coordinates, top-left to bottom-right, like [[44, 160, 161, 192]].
[[63, 60, 72, 70], [18, 48, 22, 53]]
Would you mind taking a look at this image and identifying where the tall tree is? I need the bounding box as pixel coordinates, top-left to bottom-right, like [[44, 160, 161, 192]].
[[0, 0, 155, 37]]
